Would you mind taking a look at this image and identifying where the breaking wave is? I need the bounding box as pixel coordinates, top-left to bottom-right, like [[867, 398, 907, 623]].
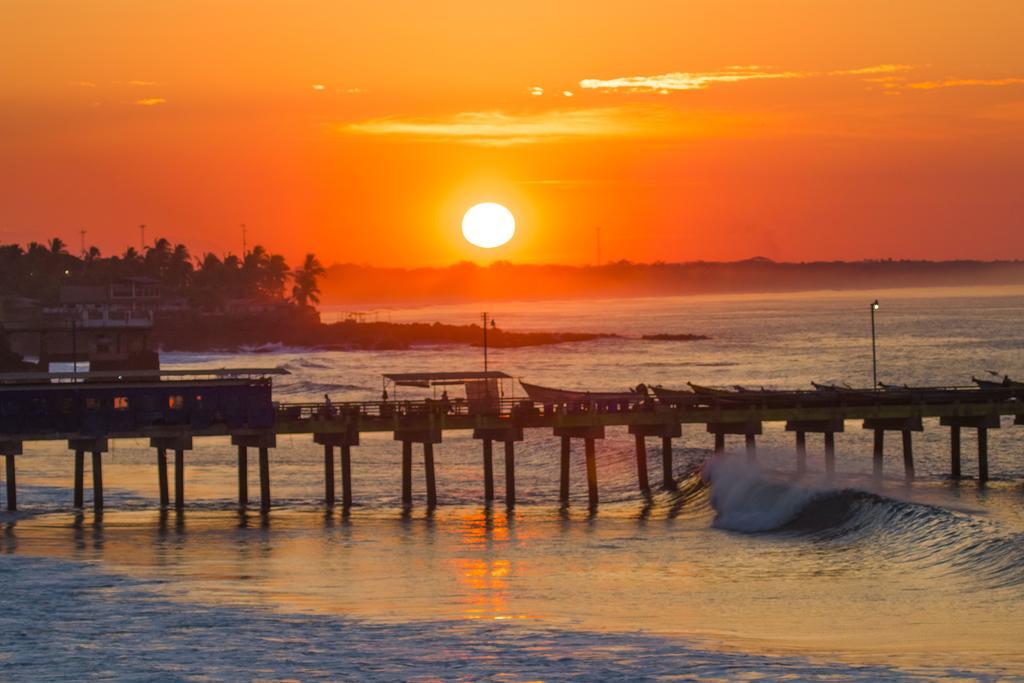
[[702, 455, 1024, 589]]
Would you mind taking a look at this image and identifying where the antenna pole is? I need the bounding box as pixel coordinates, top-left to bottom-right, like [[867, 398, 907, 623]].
[[242, 223, 247, 255], [482, 312, 488, 377], [139, 224, 146, 251], [79, 229, 86, 258]]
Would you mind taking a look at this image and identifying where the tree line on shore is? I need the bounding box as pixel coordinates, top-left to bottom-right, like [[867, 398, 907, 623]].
[[0, 238, 325, 309]]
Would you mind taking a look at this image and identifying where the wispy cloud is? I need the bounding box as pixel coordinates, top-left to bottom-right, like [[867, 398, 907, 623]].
[[579, 66, 804, 93], [134, 97, 166, 106], [128, 80, 157, 86], [579, 64, 918, 93], [345, 107, 668, 145], [907, 78, 1024, 90], [829, 64, 914, 76]]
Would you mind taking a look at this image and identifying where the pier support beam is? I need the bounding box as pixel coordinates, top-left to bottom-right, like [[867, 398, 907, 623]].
[[504, 441, 516, 508], [949, 425, 962, 479], [786, 419, 844, 478], [68, 438, 108, 511], [258, 447, 271, 512], [175, 449, 185, 510], [232, 433, 276, 512], [863, 417, 923, 484], [483, 439, 495, 502], [707, 422, 762, 460], [554, 425, 605, 507], [872, 429, 885, 482], [978, 428, 989, 483], [156, 449, 169, 507], [901, 430, 915, 482], [824, 432, 836, 479], [473, 427, 523, 507], [584, 438, 598, 509], [628, 423, 680, 491], [401, 440, 413, 506], [237, 445, 248, 507], [74, 450, 84, 508], [0, 442, 22, 512], [314, 432, 359, 509], [794, 431, 807, 476], [424, 443, 438, 508], [940, 415, 999, 483], [633, 435, 649, 492], [150, 436, 192, 510], [92, 451, 104, 512], [394, 427, 442, 508], [560, 436, 571, 503]]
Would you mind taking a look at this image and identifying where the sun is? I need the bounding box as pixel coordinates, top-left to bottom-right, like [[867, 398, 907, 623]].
[[462, 202, 515, 248]]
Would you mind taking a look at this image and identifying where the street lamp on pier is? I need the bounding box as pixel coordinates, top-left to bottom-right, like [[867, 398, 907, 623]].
[[870, 300, 880, 388]]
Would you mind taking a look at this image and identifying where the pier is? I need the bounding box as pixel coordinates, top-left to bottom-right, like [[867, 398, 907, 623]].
[[0, 368, 1021, 513]]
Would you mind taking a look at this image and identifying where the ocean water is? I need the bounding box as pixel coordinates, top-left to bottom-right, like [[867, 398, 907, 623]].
[[3, 286, 1024, 680]]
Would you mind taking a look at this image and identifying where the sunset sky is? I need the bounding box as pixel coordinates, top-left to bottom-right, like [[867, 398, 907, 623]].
[[3, 1, 1023, 266]]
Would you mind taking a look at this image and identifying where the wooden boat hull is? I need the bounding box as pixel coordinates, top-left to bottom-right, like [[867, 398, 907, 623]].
[[519, 381, 636, 405]]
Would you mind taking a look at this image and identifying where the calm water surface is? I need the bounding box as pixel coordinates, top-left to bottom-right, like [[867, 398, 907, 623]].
[[2, 286, 1023, 680]]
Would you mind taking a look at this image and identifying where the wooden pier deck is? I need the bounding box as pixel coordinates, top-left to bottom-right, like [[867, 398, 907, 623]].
[[1, 372, 1022, 514]]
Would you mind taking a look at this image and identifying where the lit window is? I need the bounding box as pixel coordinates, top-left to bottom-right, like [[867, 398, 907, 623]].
[[85, 397, 100, 410], [168, 395, 185, 410], [114, 396, 129, 411]]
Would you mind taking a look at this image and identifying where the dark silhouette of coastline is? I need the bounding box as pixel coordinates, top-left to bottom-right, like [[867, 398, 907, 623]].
[[153, 314, 618, 352], [321, 258, 1024, 305]]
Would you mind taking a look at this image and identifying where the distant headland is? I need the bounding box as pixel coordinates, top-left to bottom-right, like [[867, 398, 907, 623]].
[[320, 258, 1024, 305]]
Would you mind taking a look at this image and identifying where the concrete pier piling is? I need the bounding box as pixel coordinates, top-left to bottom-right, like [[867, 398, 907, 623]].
[[424, 442, 437, 508], [949, 425, 962, 479], [237, 445, 248, 507], [786, 419, 843, 479], [68, 438, 107, 512], [559, 436, 571, 503], [473, 427, 522, 508], [232, 433, 276, 512], [555, 425, 605, 507], [0, 442, 22, 512], [74, 449, 84, 508], [156, 448, 169, 507], [483, 439, 495, 502], [708, 422, 762, 462], [824, 432, 836, 479], [92, 451, 104, 512], [628, 423, 680, 490], [150, 436, 192, 511], [401, 440, 412, 505], [902, 430, 915, 482], [633, 434, 649, 493], [794, 431, 807, 476], [940, 415, 999, 482], [504, 441, 515, 508], [863, 417, 923, 485], [394, 427, 442, 508], [314, 432, 359, 509], [323, 444, 335, 506]]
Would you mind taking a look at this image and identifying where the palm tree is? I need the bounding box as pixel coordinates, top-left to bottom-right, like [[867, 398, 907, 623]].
[[48, 237, 67, 255], [291, 253, 325, 307]]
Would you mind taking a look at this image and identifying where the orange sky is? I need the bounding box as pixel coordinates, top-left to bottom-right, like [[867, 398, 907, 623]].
[[2, 1, 1023, 266]]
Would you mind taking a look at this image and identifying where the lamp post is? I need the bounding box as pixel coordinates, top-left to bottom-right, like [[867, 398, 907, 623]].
[[870, 300, 879, 388], [482, 312, 496, 395]]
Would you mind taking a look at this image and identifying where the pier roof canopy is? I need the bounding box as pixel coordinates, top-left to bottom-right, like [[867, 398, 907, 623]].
[[384, 371, 511, 387]]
